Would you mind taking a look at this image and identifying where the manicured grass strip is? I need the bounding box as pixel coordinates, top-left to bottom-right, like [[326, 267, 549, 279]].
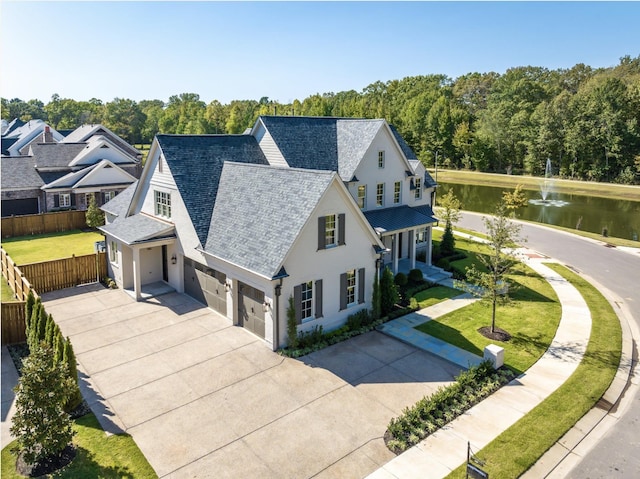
[[445, 263, 622, 479], [416, 263, 560, 375], [1, 413, 157, 478], [2, 230, 104, 264], [2, 279, 17, 302], [413, 285, 461, 308], [432, 169, 640, 202]]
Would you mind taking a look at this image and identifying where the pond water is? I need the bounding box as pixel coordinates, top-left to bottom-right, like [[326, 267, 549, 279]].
[[437, 182, 640, 242]]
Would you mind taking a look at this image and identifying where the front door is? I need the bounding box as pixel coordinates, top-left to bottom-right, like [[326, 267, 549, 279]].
[[162, 245, 169, 282]]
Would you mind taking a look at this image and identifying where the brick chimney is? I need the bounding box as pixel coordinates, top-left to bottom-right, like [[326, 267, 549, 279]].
[[42, 126, 54, 143]]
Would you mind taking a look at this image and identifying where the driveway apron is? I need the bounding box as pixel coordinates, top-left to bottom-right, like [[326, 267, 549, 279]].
[[42, 284, 462, 478]]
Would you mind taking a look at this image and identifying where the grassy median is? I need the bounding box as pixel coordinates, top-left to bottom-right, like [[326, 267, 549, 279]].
[[445, 263, 622, 478]]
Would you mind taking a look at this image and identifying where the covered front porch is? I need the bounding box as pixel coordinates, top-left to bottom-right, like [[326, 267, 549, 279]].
[[364, 204, 440, 277]]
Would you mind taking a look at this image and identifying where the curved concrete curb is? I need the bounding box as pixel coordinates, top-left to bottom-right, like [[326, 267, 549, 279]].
[[521, 268, 639, 478]]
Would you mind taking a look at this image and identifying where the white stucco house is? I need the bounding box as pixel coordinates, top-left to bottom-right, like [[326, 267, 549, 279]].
[[99, 116, 442, 350]]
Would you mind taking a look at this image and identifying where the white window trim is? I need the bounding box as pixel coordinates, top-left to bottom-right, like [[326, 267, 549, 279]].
[[416, 227, 429, 244], [104, 191, 114, 202], [109, 241, 118, 264], [154, 190, 172, 218], [357, 185, 367, 209], [376, 183, 385, 207], [394, 181, 401, 204], [325, 214, 337, 248], [378, 150, 385, 169], [414, 178, 422, 199], [301, 281, 314, 322], [60, 193, 71, 208], [346, 269, 357, 306]]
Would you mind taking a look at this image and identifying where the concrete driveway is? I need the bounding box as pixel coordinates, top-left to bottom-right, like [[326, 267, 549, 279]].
[[43, 284, 461, 478]]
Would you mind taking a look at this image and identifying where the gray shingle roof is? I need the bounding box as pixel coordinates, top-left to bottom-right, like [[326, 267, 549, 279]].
[[30, 143, 86, 169], [99, 214, 174, 245], [156, 134, 268, 246], [101, 180, 138, 217], [364, 205, 437, 234], [389, 124, 418, 161], [1, 156, 43, 189], [205, 163, 335, 279], [259, 116, 386, 181]]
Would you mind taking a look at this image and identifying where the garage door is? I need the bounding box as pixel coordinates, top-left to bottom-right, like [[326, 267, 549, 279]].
[[183, 258, 227, 315], [1, 198, 39, 217], [238, 282, 265, 338]]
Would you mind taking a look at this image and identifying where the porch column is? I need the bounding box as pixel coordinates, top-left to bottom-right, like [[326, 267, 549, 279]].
[[409, 229, 416, 269], [132, 247, 142, 301], [427, 226, 433, 266], [392, 232, 399, 274]]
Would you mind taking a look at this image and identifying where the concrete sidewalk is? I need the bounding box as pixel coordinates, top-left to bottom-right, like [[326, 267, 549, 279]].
[[368, 252, 593, 478]]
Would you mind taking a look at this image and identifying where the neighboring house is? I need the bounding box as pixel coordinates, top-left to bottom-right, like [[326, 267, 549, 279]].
[[1, 119, 64, 156], [1, 122, 141, 217], [99, 116, 441, 350]]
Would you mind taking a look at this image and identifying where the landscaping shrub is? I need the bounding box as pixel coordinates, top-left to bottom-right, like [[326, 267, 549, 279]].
[[408, 269, 424, 284], [435, 258, 450, 270], [286, 296, 299, 349], [440, 222, 456, 257], [297, 325, 324, 349], [385, 360, 515, 454], [394, 272, 408, 288], [380, 267, 399, 316]]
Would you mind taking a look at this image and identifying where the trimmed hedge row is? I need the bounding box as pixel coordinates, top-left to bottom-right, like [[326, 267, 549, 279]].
[[385, 360, 515, 454]]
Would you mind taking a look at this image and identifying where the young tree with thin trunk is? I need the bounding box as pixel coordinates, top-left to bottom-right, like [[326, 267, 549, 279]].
[[460, 203, 522, 334]]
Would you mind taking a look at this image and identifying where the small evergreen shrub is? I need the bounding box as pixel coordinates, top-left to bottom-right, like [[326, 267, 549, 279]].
[[286, 296, 298, 349], [394, 272, 408, 287], [408, 269, 424, 284], [435, 258, 450, 270]]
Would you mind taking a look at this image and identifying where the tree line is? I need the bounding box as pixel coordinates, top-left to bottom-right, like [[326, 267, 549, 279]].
[[3, 55, 639, 184]]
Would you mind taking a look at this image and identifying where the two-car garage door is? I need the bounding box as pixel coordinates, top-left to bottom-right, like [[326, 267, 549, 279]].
[[184, 258, 265, 339], [183, 258, 227, 315]]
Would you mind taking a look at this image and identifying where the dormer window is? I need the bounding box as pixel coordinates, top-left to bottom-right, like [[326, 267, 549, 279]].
[[357, 185, 366, 209], [378, 151, 385, 168], [414, 178, 422, 199]]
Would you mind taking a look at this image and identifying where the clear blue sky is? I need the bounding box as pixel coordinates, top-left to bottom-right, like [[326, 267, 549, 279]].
[[1, 1, 639, 105]]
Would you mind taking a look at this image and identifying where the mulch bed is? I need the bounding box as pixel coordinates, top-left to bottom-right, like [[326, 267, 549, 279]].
[[478, 326, 511, 342], [16, 445, 76, 477]]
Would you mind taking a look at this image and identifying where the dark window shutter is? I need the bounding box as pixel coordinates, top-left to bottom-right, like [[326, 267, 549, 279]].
[[315, 280, 323, 318], [339, 273, 347, 311], [53, 194, 60, 208], [318, 216, 326, 250], [70, 194, 76, 207], [358, 268, 365, 304], [293, 284, 302, 325], [338, 213, 345, 246]]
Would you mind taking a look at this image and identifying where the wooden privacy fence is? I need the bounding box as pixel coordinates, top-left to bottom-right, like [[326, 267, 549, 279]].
[[1, 248, 36, 301], [2, 210, 87, 238], [20, 253, 107, 294], [1, 303, 26, 346]]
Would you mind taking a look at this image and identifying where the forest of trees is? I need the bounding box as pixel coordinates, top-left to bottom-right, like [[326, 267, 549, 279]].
[[3, 55, 640, 184]]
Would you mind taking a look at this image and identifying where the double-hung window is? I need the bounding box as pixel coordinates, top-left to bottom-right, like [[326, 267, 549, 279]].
[[318, 214, 345, 250], [154, 190, 171, 218], [325, 214, 336, 247], [376, 183, 385, 207], [416, 227, 428, 244], [60, 193, 71, 208], [394, 182, 401, 204], [104, 191, 114, 202], [414, 178, 422, 199], [340, 268, 365, 310], [357, 185, 366, 209], [293, 280, 323, 323], [378, 151, 385, 168], [109, 241, 118, 264]]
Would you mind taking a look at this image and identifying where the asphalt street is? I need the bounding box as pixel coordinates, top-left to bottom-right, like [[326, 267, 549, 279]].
[[457, 211, 640, 478]]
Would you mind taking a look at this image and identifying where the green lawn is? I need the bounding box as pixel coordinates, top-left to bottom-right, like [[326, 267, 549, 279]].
[[2, 413, 157, 478], [413, 285, 461, 308], [417, 262, 561, 375], [2, 230, 104, 265], [2, 279, 17, 302], [446, 263, 622, 478]]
